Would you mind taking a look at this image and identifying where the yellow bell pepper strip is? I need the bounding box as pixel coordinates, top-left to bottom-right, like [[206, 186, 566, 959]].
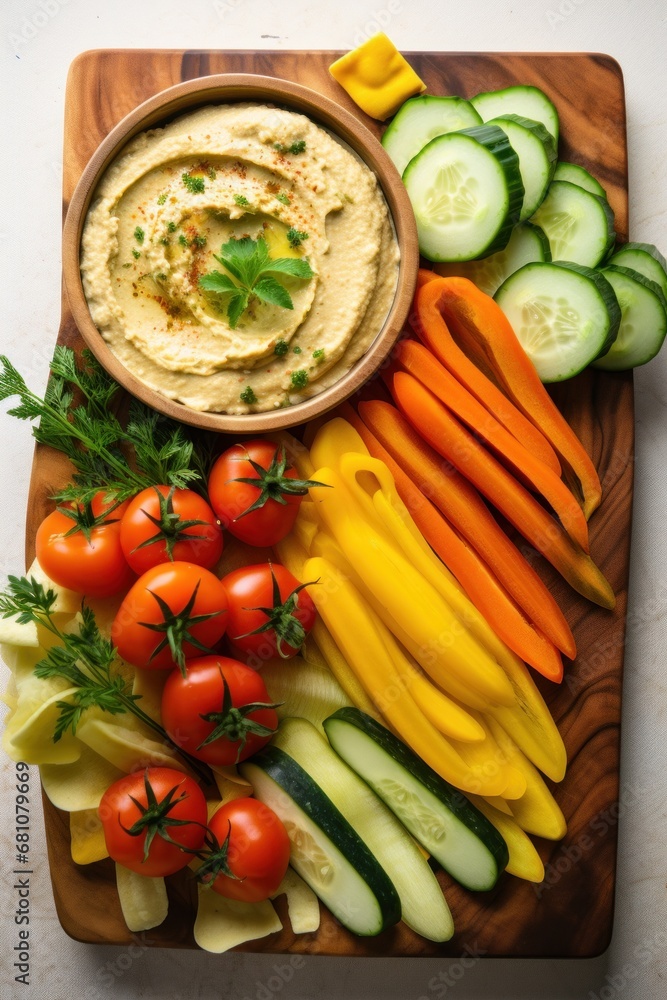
[[303, 555, 507, 796], [329, 34, 426, 121], [273, 533, 380, 720], [469, 795, 546, 883], [482, 795, 514, 816], [486, 719, 567, 840], [308, 466, 516, 707], [449, 710, 527, 801], [394, 339, 591, 552], [415, 276, 603, 518], [392, 370, 615, 609], [337, 401, 566, 681]]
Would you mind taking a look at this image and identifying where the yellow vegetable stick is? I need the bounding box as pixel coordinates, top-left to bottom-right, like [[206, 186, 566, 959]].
[[70, 809, 109, 865], [486, 719, 567, 841], [450, 710, 527, 801], [309, 467, 515, 707], [469, 796, 546, 883], [304, 555, 507, 796], [483, 796, 514, 816]]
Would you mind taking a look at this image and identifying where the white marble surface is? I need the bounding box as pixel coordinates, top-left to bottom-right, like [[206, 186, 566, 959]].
[[1, 0, 666, 997]]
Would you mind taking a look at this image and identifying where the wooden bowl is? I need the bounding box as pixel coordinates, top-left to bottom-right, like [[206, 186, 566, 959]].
[[62, 73, 418, 433]]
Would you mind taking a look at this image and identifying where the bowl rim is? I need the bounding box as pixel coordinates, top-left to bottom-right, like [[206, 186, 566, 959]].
[[62, 72, 418, 433]]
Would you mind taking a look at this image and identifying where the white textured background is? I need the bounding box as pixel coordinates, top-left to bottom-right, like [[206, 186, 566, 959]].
[[1, 1, 666, 997]]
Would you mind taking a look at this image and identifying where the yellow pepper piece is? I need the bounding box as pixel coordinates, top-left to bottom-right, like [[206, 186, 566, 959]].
[[304, 555, 506, 796], [70, 809, 109, 865], [469, 796, 545, 883], [450, 711, 527, 801], [329, 33, 426, 121]]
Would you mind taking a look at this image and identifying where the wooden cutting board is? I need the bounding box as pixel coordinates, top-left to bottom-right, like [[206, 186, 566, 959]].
[[28, 49, 632, 958]]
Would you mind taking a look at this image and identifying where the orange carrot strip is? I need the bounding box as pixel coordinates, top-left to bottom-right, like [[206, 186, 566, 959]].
[[416, 276, 603, 518], [357, 398, 577, 658], [392, 371, 615, 609], [339, 403, 566, 681], [395, 339, 590, 552], [413, 271, 562, 477]]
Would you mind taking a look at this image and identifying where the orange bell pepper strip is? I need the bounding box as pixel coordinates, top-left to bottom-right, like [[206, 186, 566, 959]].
[[338, 402, 565, 681], [394, 339, 590, 553], [413, 271, 562, 476], [392, 371, 615, 609], [415, 275, 603, 518], [357, 399, 576, 658]]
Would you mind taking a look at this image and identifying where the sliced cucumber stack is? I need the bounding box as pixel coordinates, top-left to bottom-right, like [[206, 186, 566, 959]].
[[530, 180, 615, 267], [608, 242, 667, 301], [382, 95, 482, 177], [273, 717, 454, 942], [323, 708, 509, 892], [553, 161, 606, 198], [488, 114, 557, 220], [240, 747, 401, 936], [435, 222, 551, 296], [494, 260, 621, 382], [403, 124, 524, 262], [592, 265, 667, 371], [471, 84, 560, 144]]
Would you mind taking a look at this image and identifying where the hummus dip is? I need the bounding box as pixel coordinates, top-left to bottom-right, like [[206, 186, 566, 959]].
[[80, 103, 400, 414]]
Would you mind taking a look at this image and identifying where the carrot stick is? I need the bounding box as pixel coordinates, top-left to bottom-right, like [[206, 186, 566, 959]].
[[416, 276, 603, 518], [392, 371, 615, 609], [395, 339, 590, 552], [357, 398, 577, 658], [338, 403, 566, 681], [413, 271, 562, 477]]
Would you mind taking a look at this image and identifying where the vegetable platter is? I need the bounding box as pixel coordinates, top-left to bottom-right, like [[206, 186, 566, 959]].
[[3, 49, 632, 958]]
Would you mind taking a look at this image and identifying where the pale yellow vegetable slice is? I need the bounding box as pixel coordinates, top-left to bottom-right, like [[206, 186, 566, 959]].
[[211, 767, 253, 801], [3, 683, 82, 764], [0, 617, 39, 647], [115, 863, 169, 932], [194, 888, 281, 953], [77, 718, 185, 774], [41, 745, 124, 811], [271, 867, 320, 934], [131, 667, 167, 724], [70, 809, 109, 864], [469, 795, 545, 883], [25, 557, 81, 614], [260, 655, 350, 733]]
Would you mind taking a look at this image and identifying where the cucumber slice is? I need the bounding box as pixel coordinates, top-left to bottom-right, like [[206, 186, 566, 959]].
[[323, 708, 508, 892], [403, 125, 524, 262], [382, 95, 482, 177], [530, 180, 616, 267], [608, 242, 667, 301], [592, 265, 667, 371], [488, 115, 557, 220], [240, 747, 401, 936], [274, 717, 454, 942], [434, 221, 551, 296], [553, 161, 606, 198], [494, 260, 621, 382], [471, 84, 559, 144]]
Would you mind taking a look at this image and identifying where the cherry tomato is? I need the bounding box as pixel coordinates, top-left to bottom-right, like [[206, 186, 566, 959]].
[[161, 655, 279, 767], [221, 563, 317, 663], [208, 440, 319, 547], [199, 797, 290, 902], [99, 767, 207, 877], [119, 485, 223, 575], [111, 561, 228, 671], [35, 492, 134, 598]]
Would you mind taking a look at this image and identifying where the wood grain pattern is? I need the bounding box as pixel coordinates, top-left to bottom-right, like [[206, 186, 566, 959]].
[[29, 49, 631, 958]]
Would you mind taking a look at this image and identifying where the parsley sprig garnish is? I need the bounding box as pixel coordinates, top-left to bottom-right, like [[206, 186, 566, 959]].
[[0, 348, 211, 504], [198, 236, 314, 329]]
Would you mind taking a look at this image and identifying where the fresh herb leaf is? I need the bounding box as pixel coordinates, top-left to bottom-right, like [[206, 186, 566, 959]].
[[287, 227, 308, 249], [262, 256, 314, 280], [208, 167, 217, 180], [178, 234, 189, 247], [290, 370, 309, 390], [253, 276, 294, 310], [134, 226, 145, 244], [182, 172, 205, 194], [132, 249, 141, 259], [233, 194, 249, 207], [240, 386, 258, 405], [191, 234, 207, 249], [276, 193, 291, 206], [157, 193, 167, 205], [313, 348, 325, 362], [274, 340, 289, 356], [166, 221, 177, 233], [293, 346, 302, 354], [274, 140, 306, 155]]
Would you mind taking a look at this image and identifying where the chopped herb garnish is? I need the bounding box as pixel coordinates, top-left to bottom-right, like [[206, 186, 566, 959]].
[[159, 237, 170, 246], [157, 193, 168, 205], [122, 262, 132, 269], [293, 346, 302, 354], [156, 273, 167, 281], [134, 226, 145, 244], [287, 227, 309, 249], [191, 235, 207, 249], [276, 193, 291, 206], [275, 140, 306, 155], [274, 339, 289, 356], [178, 234, 189, 247], [182, 172, 206, 194], [132, 249, 141, 260], [313, 348, 325, 363], [233, 194, 249, 207], [166, 221, 177, 233], [198, 236, 314, 330], [208, 167, 217, 180], [290, 370, 309, 390], [240, 386, 258, 405]]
